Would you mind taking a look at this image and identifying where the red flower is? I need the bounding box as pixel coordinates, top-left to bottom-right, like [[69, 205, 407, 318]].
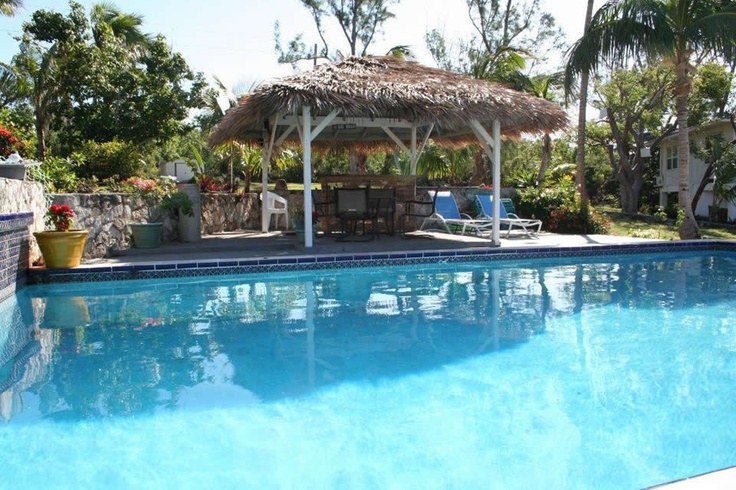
[[0, 126, 19, 158], [47, 203, 75, 231]]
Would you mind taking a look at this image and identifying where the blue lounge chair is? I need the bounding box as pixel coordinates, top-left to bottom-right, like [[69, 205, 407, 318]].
[[474, 194, 542, 238], [419, 190, 494, 237]]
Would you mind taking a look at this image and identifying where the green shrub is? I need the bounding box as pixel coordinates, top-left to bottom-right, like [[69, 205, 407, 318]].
[[28, 156, 82, 193], [75, 140, 144, 180], [548, 205, 611, 234], [515, 175, 578, 227], [516, 175, 610, 234]]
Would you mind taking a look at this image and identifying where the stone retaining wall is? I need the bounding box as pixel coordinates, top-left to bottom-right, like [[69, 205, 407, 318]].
[[201, 192, 258, 234], [46, 192, 263, 258], [0, 181, 513, 268]]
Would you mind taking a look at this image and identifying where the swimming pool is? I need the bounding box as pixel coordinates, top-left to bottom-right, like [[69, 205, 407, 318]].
[[2, 251, 735, 488]]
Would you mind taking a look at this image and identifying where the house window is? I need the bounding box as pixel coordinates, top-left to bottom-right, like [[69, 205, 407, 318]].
[[665, 147, 678, 170]]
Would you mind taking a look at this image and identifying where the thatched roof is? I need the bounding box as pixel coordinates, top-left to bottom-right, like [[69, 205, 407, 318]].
[[208, 56, 568, 149]]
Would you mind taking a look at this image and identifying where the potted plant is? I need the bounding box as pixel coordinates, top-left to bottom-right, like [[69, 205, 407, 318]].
[[292, 208, 319, 240], [162, 188, 200, 242], [125, 177, 195, 247], [33, 204, 89, 268]]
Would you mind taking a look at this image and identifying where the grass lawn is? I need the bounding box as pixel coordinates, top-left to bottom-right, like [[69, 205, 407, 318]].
[[602, 207, 736, 241]]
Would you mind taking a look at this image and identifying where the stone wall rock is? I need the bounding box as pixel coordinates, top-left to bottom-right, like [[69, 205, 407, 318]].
[[48, 193, 182, 258], [200, 192, 259, 234], [0, 178, 45, 263]]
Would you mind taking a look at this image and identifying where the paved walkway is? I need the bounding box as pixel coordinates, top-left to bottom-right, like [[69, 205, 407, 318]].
[[85, 230, 664, 267]]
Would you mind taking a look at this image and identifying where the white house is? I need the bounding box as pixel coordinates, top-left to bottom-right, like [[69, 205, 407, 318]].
[[159, 159, 195, 182], [657, 119, 736, 221]]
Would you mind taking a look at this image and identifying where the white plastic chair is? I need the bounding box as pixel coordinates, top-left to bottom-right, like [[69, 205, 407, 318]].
[[260, 191, 288, 231]]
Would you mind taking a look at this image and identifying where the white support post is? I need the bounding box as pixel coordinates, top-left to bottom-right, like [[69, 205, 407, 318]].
[[469, 119, 501, 246], [492, 119, 501, 246], [303, 105, 313, 247], [261, 132, 270, 233]]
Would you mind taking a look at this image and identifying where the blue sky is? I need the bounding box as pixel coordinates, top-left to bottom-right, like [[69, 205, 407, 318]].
[[0, 0, 603, 94]]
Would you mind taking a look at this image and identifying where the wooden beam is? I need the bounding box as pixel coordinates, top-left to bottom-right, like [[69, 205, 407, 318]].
[[279, 115, 424, 129], [309, 109, 340, 141], [274, 125, 296, 147], [382, 126, 410, 155]]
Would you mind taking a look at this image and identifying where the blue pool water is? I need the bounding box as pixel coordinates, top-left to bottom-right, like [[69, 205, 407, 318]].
[[1, 252, 736, 489]]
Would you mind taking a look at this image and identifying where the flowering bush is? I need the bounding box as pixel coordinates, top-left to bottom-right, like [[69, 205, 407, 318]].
[[46, 204, 75, 231], [547, 204, 610, 234], [123, 177, 177, 202], [196, 174, 228, 193], [0, 126, 19, 158], [515, 176, 578, 226], [122, 176, 193, 220]]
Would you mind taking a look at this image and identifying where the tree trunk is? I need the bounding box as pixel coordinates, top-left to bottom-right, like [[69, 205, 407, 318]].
[[674, 57, 700, 239], [536, 133, 551, 187], [470, 149, 485, 186], [617, 160, 643, 214], [575, 0, 595, 206], [691, 163, 714, 218], [607, 133, 644, 215], [349, 149, 367, 175], [34, 111, 46, 160]]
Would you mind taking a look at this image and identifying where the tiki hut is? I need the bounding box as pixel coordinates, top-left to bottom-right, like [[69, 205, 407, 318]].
[[209, 55, 568, 246]]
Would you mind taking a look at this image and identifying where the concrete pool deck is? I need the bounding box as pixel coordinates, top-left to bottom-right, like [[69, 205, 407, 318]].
[[27, 229, 736, 285], [86, 230, 667, 267]]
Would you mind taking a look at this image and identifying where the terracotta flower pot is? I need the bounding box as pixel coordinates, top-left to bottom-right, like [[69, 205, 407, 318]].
[[33, 229, 89, 269]]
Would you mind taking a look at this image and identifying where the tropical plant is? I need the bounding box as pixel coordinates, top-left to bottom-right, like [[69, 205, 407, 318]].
[[0, 0, 21, 17], [13, 2, 207, 159], [160, 190, 194, 217], [90, 1, 150, 51], [564, 0, 736, 238], [28, 155, 82, 192], [0, 63, 24, 109], [574, 0, 595, 206]]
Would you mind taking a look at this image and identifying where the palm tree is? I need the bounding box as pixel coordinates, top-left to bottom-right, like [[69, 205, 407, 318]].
[[518, 72, 564, 187], [90, 2, 150, 51], [0, 0, 21, 17], [574, 0, 595, 206], [564, 0, 736, 239]]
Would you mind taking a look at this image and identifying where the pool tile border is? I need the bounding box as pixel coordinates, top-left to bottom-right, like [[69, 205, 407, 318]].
[[26, 239, 736, 284]]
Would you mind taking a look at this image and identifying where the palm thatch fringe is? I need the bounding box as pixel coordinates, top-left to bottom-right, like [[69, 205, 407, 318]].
[[209, 56, 568, 149]]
